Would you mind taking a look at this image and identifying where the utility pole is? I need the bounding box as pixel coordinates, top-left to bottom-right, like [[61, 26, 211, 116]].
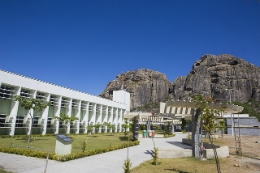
[[226, 89, 234, 136]]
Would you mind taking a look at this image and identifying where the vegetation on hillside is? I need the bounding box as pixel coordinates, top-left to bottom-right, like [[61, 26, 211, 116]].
[[130, 98, 171, 112], [222, 99, 260, 121]]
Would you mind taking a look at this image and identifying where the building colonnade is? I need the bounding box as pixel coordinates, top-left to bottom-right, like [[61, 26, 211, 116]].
[[0, 70, 129, 136]]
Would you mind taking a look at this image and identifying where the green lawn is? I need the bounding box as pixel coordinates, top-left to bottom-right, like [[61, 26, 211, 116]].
[[0, 169, 13, 173], [0, 132, 129, 153]]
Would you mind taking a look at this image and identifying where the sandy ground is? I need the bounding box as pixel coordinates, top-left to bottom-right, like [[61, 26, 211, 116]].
[[205, 134, 260, 172]]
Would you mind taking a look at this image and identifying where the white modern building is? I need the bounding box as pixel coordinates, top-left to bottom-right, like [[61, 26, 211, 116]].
[[0, 69, 130, 136]]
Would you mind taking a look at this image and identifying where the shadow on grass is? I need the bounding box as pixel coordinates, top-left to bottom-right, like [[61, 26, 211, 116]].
[[88, 136, 98, 138], [119, 137, 128, 141], [164, 168, 189, 173], [15, 138, 50, 141]]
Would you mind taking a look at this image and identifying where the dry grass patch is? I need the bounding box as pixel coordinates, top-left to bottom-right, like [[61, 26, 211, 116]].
[[132, 156, 260, 173], [203, 134, 260, 159]]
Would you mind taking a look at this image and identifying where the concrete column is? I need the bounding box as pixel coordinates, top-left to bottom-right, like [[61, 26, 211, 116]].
[[66, 98, 72, 134], [104, 106, 108, 132], [110, 107, 113, 123], [192, 108, 203, 159], [26, 90, 36, 135], [93, 103, 97, 124], [115, 108, 118, 132], [104, 106, 109, 133], [98, 105, 102, 133], [75, 100, 81, 134], [41, 93, 50, 135], [9, 86, 21, 136], [54, 96, 62, 134], [84, 102, 89, 133], [119, 109, 122, 132], [109, 107, 113, 133], [91, 103, 97, 133]]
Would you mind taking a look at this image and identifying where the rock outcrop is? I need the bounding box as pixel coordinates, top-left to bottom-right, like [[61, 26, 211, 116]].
[[99, 54, 260, 109], [99, 69, 171, 108], [176, 54, 260, 102]]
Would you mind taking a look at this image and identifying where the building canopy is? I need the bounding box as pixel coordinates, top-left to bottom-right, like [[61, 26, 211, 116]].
[[124, 112, 152, 120], [160, 100, 244, 120]]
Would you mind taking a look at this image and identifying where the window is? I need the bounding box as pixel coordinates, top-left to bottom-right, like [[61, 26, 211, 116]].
[[36, 93, 44, 100], [72, 100, 75, 108], [61, 98, 67, 107], [16, 116, 24, 127], [0, 114, 6, 127], [59, 121, 63, 128], [32, 117, 39, 127], [20, 89, 29, 98], [47, 118, 52, 128], [50, 96, 55, 106], [0, 86, 12, 99]]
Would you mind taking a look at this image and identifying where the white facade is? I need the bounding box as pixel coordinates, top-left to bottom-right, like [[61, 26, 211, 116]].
[[0, 69, 130, 135], [113, 90, 130, 112]]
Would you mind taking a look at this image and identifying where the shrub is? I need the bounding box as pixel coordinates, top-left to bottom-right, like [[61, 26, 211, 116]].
[[164, 134, 176, 138], [152, 147, 158, 165], [82, 141, 87, 152], [0, 141, 140, 162], [187, 133, 192, 139], [123, 159, 132, 173]]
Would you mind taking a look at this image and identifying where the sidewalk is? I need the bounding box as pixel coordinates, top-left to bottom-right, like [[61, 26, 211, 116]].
[[0, 133, 190, 173]]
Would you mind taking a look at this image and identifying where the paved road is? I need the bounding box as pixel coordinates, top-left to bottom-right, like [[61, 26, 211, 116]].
[[0, 133, 190, 173]]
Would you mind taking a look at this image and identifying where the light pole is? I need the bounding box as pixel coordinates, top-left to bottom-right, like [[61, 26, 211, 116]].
[[226, 89, 234, 136]]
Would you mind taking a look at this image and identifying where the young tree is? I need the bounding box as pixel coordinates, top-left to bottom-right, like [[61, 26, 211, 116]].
[[87, 125, 93, 134], [192, 95, 225, 173], [104, 122, 116, 135], [121, 118, 130, 137], [93, 123, 102, 133], [15, 96, 51, 142], [54, 112, 79, 124], [54, 112, 79, 133]]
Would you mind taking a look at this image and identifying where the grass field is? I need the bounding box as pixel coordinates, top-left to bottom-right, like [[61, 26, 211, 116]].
[[0, 169, 13, 173], [0, 132, 129, 153]]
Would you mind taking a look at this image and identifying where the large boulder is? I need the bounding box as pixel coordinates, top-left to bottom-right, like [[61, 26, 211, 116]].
[[179, 54, 260, 102], [99, 69, 171, 108]]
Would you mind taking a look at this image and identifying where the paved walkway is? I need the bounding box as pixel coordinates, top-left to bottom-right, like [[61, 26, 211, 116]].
[[0, 133, 191, 173]]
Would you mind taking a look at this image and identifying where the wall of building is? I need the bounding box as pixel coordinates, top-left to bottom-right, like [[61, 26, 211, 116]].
[[0, 69, 130, 136], [225, 117, 260, 136]]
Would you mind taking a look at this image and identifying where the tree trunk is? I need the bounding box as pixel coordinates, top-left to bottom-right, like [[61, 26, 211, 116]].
[[28, 115, 33, 143], [208, 131, 221, 173]]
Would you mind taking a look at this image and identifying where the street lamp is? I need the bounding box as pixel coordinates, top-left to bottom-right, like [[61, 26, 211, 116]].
[[225, 88, 234, 136]]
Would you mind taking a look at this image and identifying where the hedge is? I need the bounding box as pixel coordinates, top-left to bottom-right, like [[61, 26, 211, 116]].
[[0, 141, 140, 162], [0, 132, 124, 138]]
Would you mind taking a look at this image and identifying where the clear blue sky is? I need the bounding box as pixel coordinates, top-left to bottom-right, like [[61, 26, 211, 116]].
[[1, 0, 260, 96]]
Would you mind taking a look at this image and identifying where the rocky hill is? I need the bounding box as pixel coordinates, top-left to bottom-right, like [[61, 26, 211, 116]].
[[99, 54, 260, 109], [172, 54, 260, 102], [99, 69, 171, 108]]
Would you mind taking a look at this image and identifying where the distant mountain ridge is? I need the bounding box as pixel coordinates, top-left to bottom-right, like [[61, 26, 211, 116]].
[[99, 54, 260, 109]]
